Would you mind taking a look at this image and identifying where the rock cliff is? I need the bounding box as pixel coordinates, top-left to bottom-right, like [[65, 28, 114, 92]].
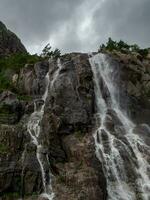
[[0, 21, 27, 56], [0, 23, 150, 200]]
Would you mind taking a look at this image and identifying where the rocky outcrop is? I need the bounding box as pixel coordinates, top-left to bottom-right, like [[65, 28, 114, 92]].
[[41, 54, 107, 199], [0, 47, 150, 200], [0, 53, 107, 199], [105, 51, 150, 124], [0, 91, 24, 124], [18, 61, 49, 96], [0, 21, 27, 56]]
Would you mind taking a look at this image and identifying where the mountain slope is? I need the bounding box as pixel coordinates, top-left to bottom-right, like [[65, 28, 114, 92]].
[[0, 21, 27, 56]]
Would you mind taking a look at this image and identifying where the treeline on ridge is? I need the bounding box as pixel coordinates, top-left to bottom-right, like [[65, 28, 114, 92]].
[[99, 37, 149, 58]]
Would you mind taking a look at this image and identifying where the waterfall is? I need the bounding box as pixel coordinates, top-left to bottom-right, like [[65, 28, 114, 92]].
[[89, 53, 150, 200], [26, 58, 63, 200]]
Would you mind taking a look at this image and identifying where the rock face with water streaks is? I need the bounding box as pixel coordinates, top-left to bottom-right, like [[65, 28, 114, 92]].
[[89, 53, 150, 200], [0, 53, 107, 200], [0, 23, 150, 200], [106, 51, 150, 125], [0, 50, 150, 199]]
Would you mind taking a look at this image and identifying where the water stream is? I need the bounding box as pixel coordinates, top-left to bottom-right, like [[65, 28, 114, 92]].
[[89, 53, 150, 200], [27, 58, 62, 200]]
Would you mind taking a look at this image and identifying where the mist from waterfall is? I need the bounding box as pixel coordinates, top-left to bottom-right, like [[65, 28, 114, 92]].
[[89, 53, 150, 200]]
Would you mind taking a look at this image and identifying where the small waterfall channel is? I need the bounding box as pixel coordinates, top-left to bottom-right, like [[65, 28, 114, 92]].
[[27, 58, 62, 199], [89, 53, 150, 200]]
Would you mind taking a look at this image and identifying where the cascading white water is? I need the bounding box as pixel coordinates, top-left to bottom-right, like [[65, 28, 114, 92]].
[[27, 58, 62, 200], [89, 53, 150, 200]]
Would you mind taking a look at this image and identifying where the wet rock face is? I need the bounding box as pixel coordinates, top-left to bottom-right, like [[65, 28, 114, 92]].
[[0, 117, 42, 199], [40, 53, 106, 199], [52, 133, 107, 200], [0, 91, 24, 124], [42, 54, 95, 161], [1, 50, 150, 199], [0, 21, 27, 56], [0, 122, 27, 195], [18, 61, 49, 96], [0, 53, 107, 199], [108, 51, 150, 125], [47, 53, 94, 129]]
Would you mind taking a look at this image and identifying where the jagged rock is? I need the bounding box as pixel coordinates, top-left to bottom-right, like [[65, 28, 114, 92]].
[[0, 91, 24, 124], [52, 133, 107, 200], [108, 52, 150, 125], [0, 21, 27, 56], [18, 61, 49, 96], [1, 47, 150, 200], [0, 120, 28, 196]]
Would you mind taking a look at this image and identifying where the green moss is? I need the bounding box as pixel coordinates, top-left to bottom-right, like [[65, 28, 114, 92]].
[[2, 192, 20, 199], [57, 173, 66, 184], [17, 95, 32, 101], [74, 130, 85, 141], [0, 104, 12, 114], [76, 160, 83, 170], [0, 143, 8, 153], [143, 88, 150, 98], [1, 192, 40, 200]]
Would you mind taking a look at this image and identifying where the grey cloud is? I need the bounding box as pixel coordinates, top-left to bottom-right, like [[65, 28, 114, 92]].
[[0, 0, 149, 53], [93, 0, 150, 47]]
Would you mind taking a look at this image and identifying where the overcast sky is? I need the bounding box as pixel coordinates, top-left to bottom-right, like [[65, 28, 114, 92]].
[[0, 0, 150, 54]]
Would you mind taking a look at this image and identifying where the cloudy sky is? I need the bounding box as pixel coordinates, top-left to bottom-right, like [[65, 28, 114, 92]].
[[0, 0, 149, 54]]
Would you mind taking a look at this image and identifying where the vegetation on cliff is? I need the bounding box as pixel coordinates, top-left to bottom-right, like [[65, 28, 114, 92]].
[[99, 37, 149, 58], [0, 44, 61, 93]]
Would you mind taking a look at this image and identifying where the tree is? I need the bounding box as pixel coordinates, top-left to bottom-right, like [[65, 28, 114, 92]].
[[52, 48, 61, 58], [130, 44, 140, 52], [117, 40, 129, 50], [40, 43, 61, 58], [99, 44, 105, 52], [106, 38, 117, 51], [138, 49, 148, 58]]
